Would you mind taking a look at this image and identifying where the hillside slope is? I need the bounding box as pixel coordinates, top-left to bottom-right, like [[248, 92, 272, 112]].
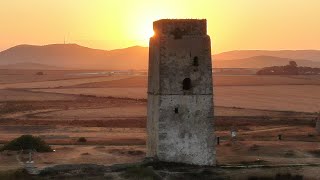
[[214, 56, 320, 68], [0, 44, 148, 70], [214, 50, 320, 62], [1, 44, 320, 69]]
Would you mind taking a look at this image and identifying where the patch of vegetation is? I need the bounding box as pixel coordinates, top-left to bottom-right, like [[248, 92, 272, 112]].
[[240, 159, 268, 165], [120, 166, 161, 180], [0, 135, 53, 152], [307, 133, 315, 137], [0, 102, 34, 114], [120, 161, 227, 180], [284, 150, 296, 157], [35, 72, 44, 75], [249, 173, 303, 180], [164, 169, 226, 180], [309, 149, 320, 157], [248, 144, 261, 151], [257, 61, 320, 75], [108, 148, 145, 156], [77, 137, 87, 143], [0, 169, 39, 180], [39, 164, 107, 178]]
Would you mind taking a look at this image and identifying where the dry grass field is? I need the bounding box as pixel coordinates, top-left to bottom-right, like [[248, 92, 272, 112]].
[[0, 69, 320, 177], [216, 85, 320, 112], [30, 85, 320, 112], [29, 78, 320, 113]]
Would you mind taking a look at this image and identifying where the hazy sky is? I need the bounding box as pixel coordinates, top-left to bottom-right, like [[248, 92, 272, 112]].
[[1, 0, 320, 53]]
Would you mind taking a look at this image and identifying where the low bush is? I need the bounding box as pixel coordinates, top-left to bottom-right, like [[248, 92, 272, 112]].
[[36, 72, 44, 75], [121, 166, 161, 180], [309, 149, 320, 157], [0, 169, 36, 180], [77, 137, 87, 143], [0, 135, 53, 152]]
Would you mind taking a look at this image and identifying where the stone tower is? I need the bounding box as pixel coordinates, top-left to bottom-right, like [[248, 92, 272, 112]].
[[147, 19, 215, 166]]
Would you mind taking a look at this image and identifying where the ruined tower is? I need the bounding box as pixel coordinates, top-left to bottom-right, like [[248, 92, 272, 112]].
[[147, 19, 215, 166]]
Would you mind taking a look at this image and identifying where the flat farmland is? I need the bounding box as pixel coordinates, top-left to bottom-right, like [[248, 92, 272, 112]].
[[31, 84, 320, 112], [215, 85, 320, 112], [0, 69, 132, 84], [0, 75, 131, 89], [63, 75, 320, 88], [0, 89, 77, 101], [1, 70, 320, 172], [1, 74, 319, 112], [32, 87, 147, 99]]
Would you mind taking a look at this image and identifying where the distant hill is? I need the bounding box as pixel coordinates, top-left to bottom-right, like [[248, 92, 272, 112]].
[[0, 44, 148, 70], [214, 50, 320, 62], [1, 44, 320, 70], [214, 56, 320, 68]]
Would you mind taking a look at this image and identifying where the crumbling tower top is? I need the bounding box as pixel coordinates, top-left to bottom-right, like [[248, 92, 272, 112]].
[[153, 19, 207, 37]]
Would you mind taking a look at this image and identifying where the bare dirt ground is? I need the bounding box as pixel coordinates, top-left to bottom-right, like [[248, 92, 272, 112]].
[[0, 70, 320, 178]]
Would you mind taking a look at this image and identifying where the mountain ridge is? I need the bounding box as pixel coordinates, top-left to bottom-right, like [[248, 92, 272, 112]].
[[214, 55, 320, 68], [214, 50, 320, 62], [1, 44, 320, 70]]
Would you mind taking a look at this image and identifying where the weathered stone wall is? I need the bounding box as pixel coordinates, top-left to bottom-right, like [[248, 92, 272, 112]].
[[158, 95, 215, 165], [153, 19, 207, 37], [147, 19, 215, 166]]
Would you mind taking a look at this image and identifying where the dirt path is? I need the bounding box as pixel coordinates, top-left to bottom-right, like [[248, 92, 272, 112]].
[[240, 126, 297, 135], [1, 109, 61, 118]]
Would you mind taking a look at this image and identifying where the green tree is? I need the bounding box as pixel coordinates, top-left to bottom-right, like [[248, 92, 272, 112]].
[[0, 135, 53, 152]]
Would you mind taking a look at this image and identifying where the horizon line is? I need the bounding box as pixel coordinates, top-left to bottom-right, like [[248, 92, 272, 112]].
[[1, 43, 320, 54]]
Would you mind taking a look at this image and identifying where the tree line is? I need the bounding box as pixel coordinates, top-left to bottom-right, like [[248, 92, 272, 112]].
[[257, 61, 320, 75]]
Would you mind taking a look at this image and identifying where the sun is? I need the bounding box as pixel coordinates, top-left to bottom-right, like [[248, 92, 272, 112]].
[[147, 29, 155, 38], [138, 23, 155, 39]]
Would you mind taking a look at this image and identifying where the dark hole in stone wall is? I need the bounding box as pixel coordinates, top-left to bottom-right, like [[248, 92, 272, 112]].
[[193, 56, 199, 66], [183, 78, 192, 90], [174, 108, 179, 114], [171, 28, 184, 39]]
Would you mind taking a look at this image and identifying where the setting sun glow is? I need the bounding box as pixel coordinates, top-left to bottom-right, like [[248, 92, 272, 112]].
[[134, 22, 155, 40], [0, 0, 320, 53]]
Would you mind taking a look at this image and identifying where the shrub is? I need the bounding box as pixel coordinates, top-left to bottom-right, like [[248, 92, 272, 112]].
[[284, 150, 295, 157], [121, 166, 161, 180], [77, 137, 87, 143], [248, 144, 260, 151], [0, 135, 52, 152], [309, 149, 320, 157], [0, 169, 35, 180], [308, 133, 315, 137], [36, 72, 44, 75]]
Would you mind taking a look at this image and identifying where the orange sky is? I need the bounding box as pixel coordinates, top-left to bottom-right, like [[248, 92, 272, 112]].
[[0, 0, 320, 53]]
